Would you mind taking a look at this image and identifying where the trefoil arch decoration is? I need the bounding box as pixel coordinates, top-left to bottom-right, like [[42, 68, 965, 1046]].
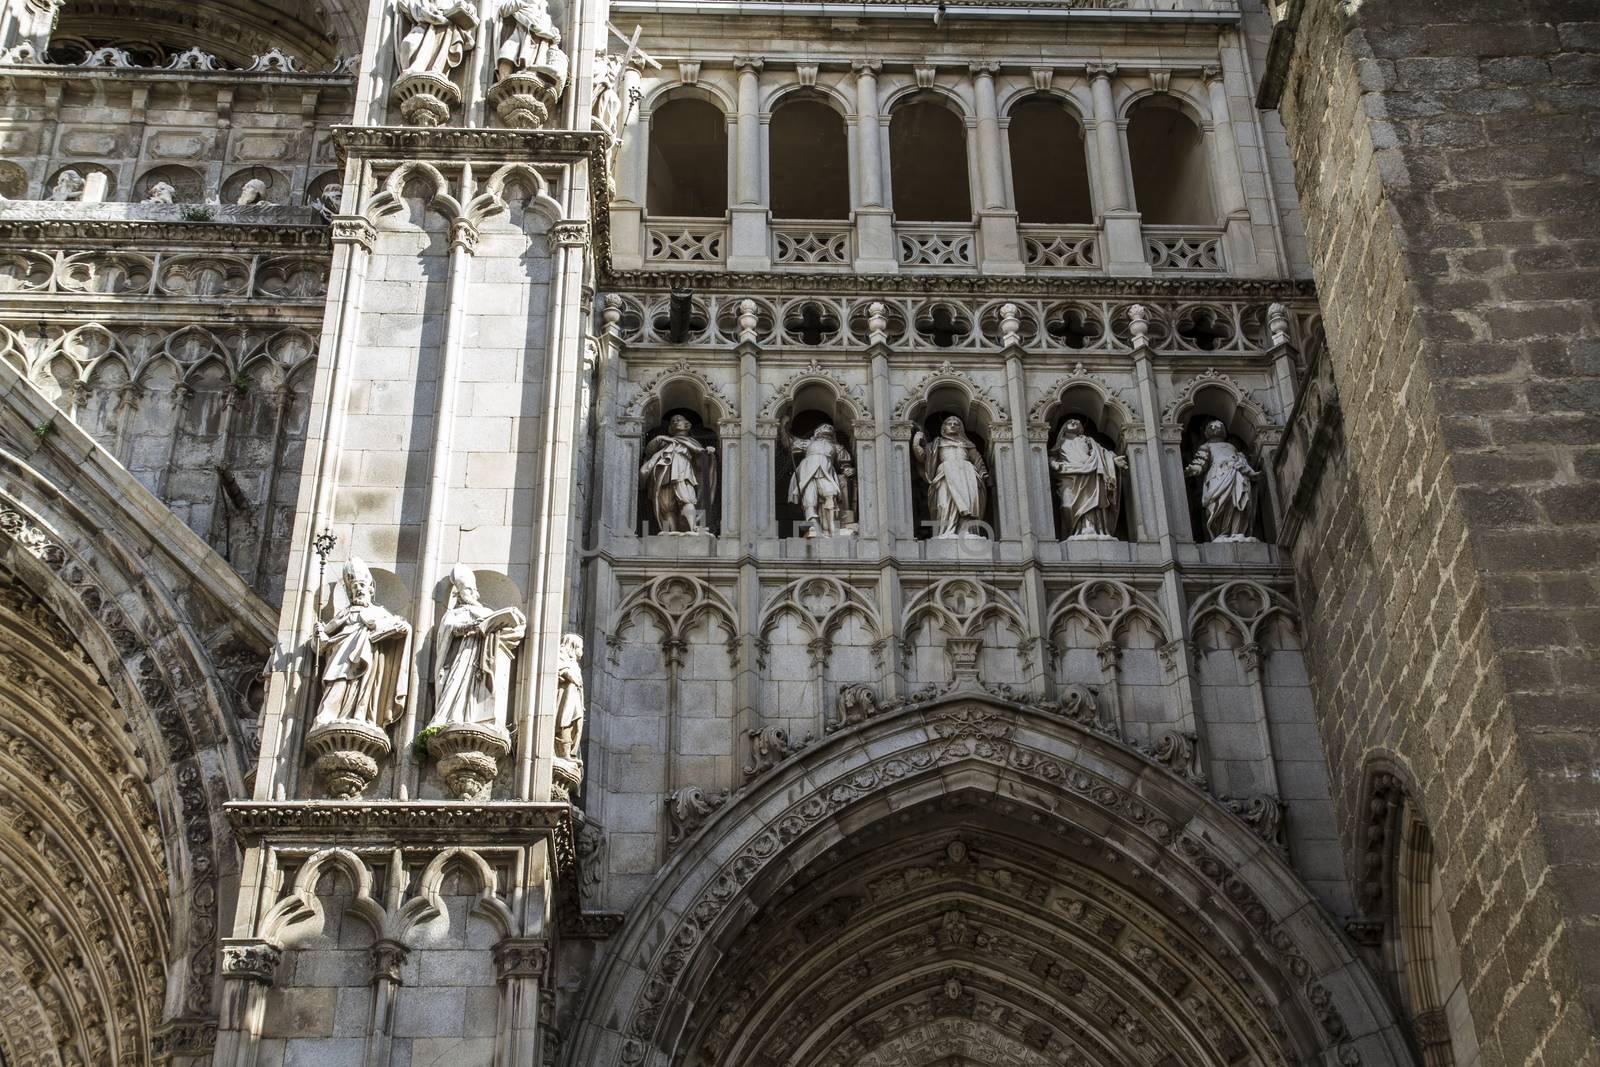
[[1161, 367, 1277, 435], [1027, 362, 1143, 436], [621, 360, 738, 426], [891, 361, 1010, 434], [756, 359, 871, 428], [607, 575, 739, 655]]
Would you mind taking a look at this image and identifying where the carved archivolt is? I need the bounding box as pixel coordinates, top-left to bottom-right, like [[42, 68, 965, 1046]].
[[0, 474, 262, 1021], [561, 697, 1414, 1067]]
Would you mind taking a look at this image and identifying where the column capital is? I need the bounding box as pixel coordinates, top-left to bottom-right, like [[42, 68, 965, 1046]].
[[968, 61, 999, 77], [369, 938, 408, 985], [220, 938, 282, 984], [1085, 62, 1119, 81], [553, 219, 591, 248], [1202, 64, 1225, 86], [494, 936, 550, 980], [449, 217, 479, 254], [733, 56, 765, 74], [852, 58, 883, 77], [330, 215, 376, 252]]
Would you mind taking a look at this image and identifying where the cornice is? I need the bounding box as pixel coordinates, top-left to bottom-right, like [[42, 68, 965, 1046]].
[[601, 268, 1318, 301], [227, 800, 573, 842], [334, 124, 609, 162], [0, 218, 332, 251]]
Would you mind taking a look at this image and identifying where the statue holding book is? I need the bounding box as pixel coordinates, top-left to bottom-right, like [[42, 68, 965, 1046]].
[[428, 565, 527, 731]]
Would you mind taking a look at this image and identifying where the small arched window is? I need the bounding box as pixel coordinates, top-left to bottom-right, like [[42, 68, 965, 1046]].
[[889, 99, 972, 223], [770, 98, 850, 220], [1126, 97, 1214, 225], [1008, 98, 1093, 224], [648, 97, 729, 218]]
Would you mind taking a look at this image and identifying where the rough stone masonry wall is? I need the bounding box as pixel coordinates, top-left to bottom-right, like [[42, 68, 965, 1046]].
[[1276, 0, 1600, 1063]]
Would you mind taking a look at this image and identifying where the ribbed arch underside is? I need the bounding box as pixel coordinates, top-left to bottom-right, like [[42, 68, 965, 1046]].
[[0, 571, 171, 1067], [682, 806, 1280, 1067]]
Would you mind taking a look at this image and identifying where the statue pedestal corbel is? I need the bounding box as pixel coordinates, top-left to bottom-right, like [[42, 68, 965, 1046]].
[[305, 719, 391, 799], [487, 67, 565, 129], [427, 722, 512, 801], [392, 71, 461, 127]]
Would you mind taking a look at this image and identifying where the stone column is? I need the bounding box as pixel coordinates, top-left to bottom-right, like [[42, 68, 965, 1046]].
[[1087, 64, 1148, 275], [1203, 66, 1260, 274], [728, 57, 771, 270], [212, 939, 281, 1067], [852, 60, 897, 272], [363, 939, 407, 1067], [971, 63, 1024, 273], [493, 937, 549, 1065]]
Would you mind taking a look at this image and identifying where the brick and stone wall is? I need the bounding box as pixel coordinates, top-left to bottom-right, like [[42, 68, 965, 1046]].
[[1273, 0, 1600, 1061]]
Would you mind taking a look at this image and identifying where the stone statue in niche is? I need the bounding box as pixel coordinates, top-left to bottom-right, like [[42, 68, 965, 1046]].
[[143, 181, 176, 205], [1050, 418, 1127, 540], [1185, 419, 1260, 542], [912, 416, 990, 538], [554, 633, 585, 761], [313, 559, 413, 729], [427, 565, 526, 731], [235, 178, 273, 207], [487, 0, 568, 128], [393, 0, 478, 79], [390, 0, 478, 125], [782, 421, 855, 538], [303, 558, 414, 798], [640, 414, 716, 534], [50, 170, 85, 202]]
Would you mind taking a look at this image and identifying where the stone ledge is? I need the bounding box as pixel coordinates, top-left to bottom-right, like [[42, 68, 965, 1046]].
[[0, 214, 331, 250], [227, 800, 573, 841], [604, 268, 1319, 299]]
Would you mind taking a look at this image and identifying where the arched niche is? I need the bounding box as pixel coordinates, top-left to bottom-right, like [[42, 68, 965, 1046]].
[[889, 95, 973, 223], [1008, 95, 1093, 224], [1043, 383, 1133, 541], [1126, 95, 1215, 226], [134, 164, 204, 203], [1175, 384, 1271, 543], [647, 96, 729, 219], [769, 94, 851, 221], [908, 383, 999, 540], [1360, 766, 1483, 1067], [774, 380, 860, 539], [637, 378, 723, 536]]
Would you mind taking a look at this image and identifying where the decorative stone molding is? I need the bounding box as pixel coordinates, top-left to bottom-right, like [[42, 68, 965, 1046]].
[[369, 939, 408, 984], [426, 722, 512, 800], [1140, 729, 1208, 789], [226, 800, 569, 840], [891, 361, 1009, 426], [1161, 367, 1277, 429], [494, 937, 550, 980], [742, 725, 807, 781], [621, 360, 737, 422], [664, 784, 728, 849], [304, 718, 391, 799], [565, 695, 1399, 1067], [220, 939, 283, 983], [605, 269, 1316, 301], [0, 218, 332, 250], [553, 219, 591, 247]]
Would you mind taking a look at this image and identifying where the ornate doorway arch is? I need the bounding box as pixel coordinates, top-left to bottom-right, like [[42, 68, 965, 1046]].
[[566, 697, 1417, 1067]]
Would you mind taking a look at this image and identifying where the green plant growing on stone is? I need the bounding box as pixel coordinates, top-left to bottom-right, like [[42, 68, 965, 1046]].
[[32, 421, 55, 440], [232, 373, 251, 394], [413, 724, 445, 759], [180, 205, 214, 222]]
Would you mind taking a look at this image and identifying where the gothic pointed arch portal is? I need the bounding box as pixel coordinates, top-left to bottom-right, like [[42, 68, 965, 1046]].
[[566, 696, 1417, 1067]]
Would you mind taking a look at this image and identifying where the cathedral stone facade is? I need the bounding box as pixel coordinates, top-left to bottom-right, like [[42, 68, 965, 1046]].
[[0, 0, 1592, 1064]]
